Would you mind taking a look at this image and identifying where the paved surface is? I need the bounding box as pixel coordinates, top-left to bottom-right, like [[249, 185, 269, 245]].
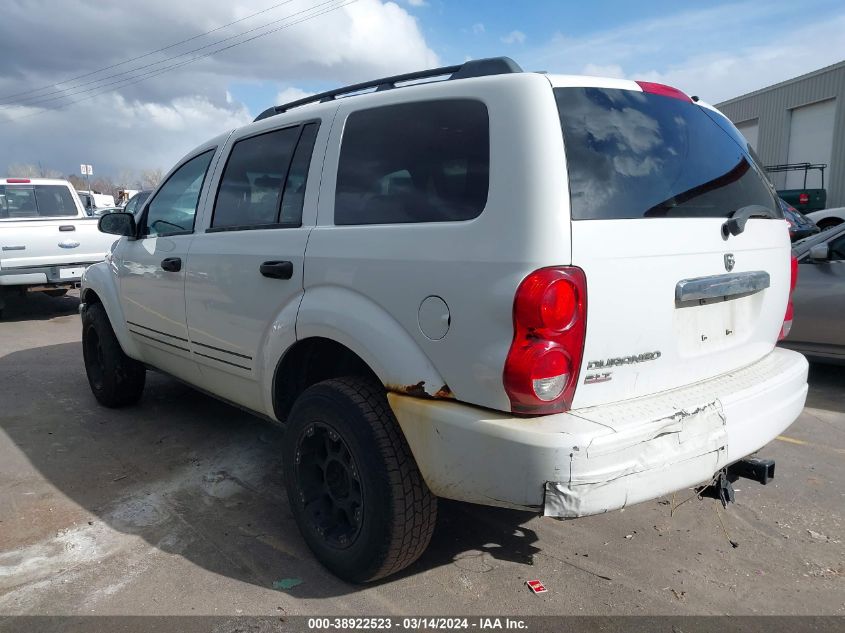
[[0, 290, 843, 616]]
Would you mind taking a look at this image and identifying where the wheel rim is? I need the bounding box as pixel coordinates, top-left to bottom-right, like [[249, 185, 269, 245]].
[[85, 326, 105, 390], [295, 421, 363, 549]]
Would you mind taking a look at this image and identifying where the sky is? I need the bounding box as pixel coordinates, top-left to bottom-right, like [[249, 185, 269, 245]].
[[1, 0, 845, 183]]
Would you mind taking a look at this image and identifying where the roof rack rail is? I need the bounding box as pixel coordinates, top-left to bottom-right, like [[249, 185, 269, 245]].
[[253, 56, 523, 122]]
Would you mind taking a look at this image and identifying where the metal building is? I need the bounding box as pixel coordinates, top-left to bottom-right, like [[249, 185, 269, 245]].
[[716, 59, 845, 208]]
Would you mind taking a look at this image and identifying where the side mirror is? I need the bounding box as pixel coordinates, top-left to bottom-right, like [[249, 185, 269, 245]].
[[98, 212, 136, 237], [809, 243, 830, 262]]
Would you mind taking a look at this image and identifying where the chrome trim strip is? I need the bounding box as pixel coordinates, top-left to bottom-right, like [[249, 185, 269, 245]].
[[676, 271, 770, 302]]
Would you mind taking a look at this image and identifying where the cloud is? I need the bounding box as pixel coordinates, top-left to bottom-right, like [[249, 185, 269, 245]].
[[0, 0, 438, 177], [500, 30, 526, 45], [471, 23, 485, 35], [525, 1, 845, 103], [405, 0, 428, 6], [275, 87, 315, 105]]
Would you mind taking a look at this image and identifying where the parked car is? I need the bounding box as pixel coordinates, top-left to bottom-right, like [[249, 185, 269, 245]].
[[77, 190, 116, 216], [0, 178, 116, 316], [779, 197, 819, 241], [80, 57, 808, 583], [122, 190, 152, 216], [780, 224, 845, 363], [805, 206, 845, 231]]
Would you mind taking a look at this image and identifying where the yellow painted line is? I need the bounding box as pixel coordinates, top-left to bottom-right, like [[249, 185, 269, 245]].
[[776, 435, 845, 455], [776, 435, 808, 446]]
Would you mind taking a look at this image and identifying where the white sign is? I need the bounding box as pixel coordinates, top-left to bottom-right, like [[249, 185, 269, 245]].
[[86, 164, 93, 176], [80, 164, 86, 175]]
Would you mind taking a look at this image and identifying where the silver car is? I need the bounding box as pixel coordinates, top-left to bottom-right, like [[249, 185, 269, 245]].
[[782, 224, 845, 363]]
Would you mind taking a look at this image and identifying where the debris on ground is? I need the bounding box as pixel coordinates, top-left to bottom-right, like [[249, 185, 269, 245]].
[[272, 578, 303, 590], [807, 529, 829, 541], [525, 579, 547, 594]]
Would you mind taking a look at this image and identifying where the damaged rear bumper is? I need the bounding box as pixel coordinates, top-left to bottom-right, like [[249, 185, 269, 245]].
[[388, 348, 808, 517]]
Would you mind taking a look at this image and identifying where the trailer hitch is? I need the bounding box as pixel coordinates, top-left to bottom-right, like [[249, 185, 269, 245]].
[[728, 457, 775, 486]]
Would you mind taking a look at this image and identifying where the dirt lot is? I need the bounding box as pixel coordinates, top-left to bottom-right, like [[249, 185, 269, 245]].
[[0, 290, 843, 617]]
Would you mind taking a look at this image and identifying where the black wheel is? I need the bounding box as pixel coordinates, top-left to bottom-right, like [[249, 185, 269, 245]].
[[82, 303, 146, 407], [817, 218, 843, 231], [43, 289, 68, 298], [283, 377, 437, 583]]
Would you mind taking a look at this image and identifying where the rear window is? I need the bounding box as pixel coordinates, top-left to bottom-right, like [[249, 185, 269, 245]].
[[0, 185, 78, 219], [555, 87, 778, 220], [335, 99, 489, 225]]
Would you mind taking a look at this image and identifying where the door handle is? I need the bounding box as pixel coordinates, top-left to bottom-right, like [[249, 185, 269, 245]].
[[161, 257, 182, 272], [259, 260, 293, 280]]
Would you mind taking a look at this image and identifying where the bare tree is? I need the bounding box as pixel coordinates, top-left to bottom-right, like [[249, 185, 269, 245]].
[[67, 175, 87, 190], [116, 169, 141, 191], [141, 168, 163, 190], [7, 162, 61, 178]]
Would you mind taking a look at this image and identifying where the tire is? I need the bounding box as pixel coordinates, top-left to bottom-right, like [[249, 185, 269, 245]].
[[283, 377, 437, 583], [43, 289, 69, 298], [82, 303, 146, 407], [817, 218, 843, 231]]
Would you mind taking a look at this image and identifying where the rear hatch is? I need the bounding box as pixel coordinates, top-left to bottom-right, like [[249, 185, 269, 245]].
[[553, 81, 792, 410]]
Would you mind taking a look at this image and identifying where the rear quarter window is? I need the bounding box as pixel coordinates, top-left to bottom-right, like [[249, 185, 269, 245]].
[[335, 99, 489, 225], [555, 87, 778, 220]]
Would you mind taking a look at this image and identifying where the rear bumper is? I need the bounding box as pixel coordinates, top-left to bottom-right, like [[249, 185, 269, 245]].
[[389, 347, 808, 517], [0, 264, 94, 286]]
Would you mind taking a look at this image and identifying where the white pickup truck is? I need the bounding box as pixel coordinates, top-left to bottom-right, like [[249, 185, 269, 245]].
[[0, 178, 116, 316]]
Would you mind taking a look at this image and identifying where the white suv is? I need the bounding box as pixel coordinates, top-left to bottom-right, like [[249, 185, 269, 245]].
[[80, 57, 808, 582]]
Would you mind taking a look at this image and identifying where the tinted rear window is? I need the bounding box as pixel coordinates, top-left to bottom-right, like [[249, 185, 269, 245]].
[[0, 185, 78, 218], [335, 99, 489, 225], [555, 88, 778, 220]]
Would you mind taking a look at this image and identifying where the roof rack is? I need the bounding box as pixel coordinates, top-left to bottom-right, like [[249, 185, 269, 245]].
[[764, 162, 827, 189], [254, 56, 523, 122]]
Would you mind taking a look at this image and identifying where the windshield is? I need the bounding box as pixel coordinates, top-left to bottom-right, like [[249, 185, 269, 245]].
[[555, 87, 780, 220], [0, 185, 79, 219]]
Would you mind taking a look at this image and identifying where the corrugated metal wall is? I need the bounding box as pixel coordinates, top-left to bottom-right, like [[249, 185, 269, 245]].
[[716, 60, 845, 208]]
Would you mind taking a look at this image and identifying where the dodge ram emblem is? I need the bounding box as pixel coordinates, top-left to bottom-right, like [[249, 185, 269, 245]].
[[724, 253, 735, 272]]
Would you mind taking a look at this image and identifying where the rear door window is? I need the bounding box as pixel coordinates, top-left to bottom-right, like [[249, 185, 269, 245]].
[[0, 185, 78, 218], [335, 99, 489, 225], [210, 122, 319, 231], [554, 87, 778, 220]]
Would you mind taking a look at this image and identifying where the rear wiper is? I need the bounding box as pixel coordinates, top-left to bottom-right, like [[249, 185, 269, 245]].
[[722, 204, 777, 238]]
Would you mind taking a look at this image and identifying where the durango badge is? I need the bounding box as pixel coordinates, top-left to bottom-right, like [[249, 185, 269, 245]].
[[584, 351, 662, 385], [724, 253, 736, 272]]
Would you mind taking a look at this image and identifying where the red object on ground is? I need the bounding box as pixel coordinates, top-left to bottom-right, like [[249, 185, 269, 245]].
[[526, 579, 548, 594]]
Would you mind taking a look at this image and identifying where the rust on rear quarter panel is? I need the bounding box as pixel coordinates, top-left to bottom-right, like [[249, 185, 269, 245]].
[[385, 381, 455, 400]]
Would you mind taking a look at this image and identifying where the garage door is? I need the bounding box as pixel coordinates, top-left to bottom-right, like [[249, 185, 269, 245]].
[[786, 98, 836, 190], [735, 119, 759, 151]]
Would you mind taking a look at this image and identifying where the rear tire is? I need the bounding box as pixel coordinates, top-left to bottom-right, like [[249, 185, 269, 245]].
[[817, 218, 843, 231], [82, 303, 145, 407], [283, 377, 437, 583]]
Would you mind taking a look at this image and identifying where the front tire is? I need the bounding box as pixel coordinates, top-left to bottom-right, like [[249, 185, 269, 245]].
[[82, 303, 146, 407], [283, 377, 437, 583]]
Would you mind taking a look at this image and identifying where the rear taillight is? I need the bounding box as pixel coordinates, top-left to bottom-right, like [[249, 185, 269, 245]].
[[798, 193, 809, 205], [504, 267, 587, 414], [6, 178, 30, 183], [635, 81, 692, 102], [779, 255, 798, 340]]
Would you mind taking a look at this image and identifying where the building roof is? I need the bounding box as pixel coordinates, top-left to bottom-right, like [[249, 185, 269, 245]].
[[717, 58, 845, 107]]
